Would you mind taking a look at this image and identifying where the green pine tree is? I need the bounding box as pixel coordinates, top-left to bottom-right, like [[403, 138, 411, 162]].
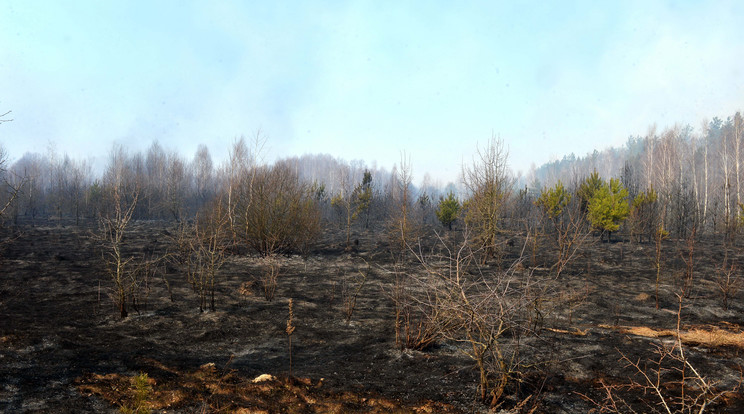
[[535, 181, 571, 220], [587, 178, 629, 242], [436, 192, 460, 230], [353, 170, 373, 229], [577, 171, 604, 213]]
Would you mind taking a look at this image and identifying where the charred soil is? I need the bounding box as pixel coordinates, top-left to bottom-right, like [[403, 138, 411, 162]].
[[1, 220, 743, 413]]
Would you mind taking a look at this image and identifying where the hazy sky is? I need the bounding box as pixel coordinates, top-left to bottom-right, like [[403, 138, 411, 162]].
[[2, 1, 743, 185]]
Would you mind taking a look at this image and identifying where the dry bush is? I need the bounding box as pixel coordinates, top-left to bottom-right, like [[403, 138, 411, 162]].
[[184, 198, 232, 311], [677, 226, 698, 298], [652, 225, 669, 309], [233, 162, 320, 256], [715, 249, 741, 311], [561, 283, 590, 326], [259, 254, 281, 302], [408, 230, 538, 408], [390, 261, 443, 351], [341, 262, 368, 325]]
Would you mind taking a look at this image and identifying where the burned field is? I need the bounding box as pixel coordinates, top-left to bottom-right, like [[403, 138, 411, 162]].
[[1, 220, 744, 413]]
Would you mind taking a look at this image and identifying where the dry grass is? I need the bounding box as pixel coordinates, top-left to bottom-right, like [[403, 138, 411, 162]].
[[599, 323, 744, 349], [238, 280, 256, 297], [634, 292, 650, 301], [545, 327, 589, 336], [76, 359, 460, 413]]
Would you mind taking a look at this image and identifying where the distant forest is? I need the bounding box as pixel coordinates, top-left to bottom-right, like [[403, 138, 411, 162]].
[[529, 110, 744, 237], [1, 108, 743, 240]]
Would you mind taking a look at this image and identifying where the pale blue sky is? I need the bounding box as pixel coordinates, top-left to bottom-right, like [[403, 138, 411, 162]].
[[1, 1, 743, 185]]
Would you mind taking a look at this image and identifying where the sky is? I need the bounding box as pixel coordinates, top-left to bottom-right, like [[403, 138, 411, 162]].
[[1, 1, 744, 186]]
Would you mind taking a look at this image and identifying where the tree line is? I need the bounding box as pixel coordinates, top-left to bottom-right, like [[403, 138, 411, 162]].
[[2, 107, 744, 248], [530, 110, 744, 239]]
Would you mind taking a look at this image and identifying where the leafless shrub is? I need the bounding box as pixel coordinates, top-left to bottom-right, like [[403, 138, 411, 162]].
[[715, 250, 741, 311], [342, 261, 369, 325], [170, 197, 231, 311], [677, 226, 698, 298], [194, 198, 231, 311], [652, 225, 669, 309], [409, 229, 537, 408], [390, 262, 443, 351], [259, 254, 281, 302], [561, 283, 590, 326]]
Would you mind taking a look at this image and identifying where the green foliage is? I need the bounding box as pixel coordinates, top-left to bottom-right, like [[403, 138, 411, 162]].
[[436, 192, 460, 230], [577, 171, 604, 212], [352, 170, 373, 221], [535, 181, 571, 220], [119, 372, 152, 414], [632, 186, 657, 209], [656, 225, 669, 240], [587, 178, 629, 240]]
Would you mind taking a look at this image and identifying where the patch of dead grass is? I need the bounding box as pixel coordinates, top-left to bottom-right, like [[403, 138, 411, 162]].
[[76, 359, 461, 413], [599, 324, 744, 349], [634, 292, 650, 301], [545, 327, 589, 336]]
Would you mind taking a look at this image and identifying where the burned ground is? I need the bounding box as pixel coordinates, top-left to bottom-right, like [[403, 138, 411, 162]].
[[1, 220, 743, 413]]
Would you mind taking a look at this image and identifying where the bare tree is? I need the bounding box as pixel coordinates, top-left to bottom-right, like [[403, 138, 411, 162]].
[[701, 119, 710, 226], [643, 125, 657, 191], [191, 144, 214, 207], [164, 152, 187, 220], [735, 112, 743, 209], [652, 225, 669, 309], [185, 196, 231, 311], [0, 146, 28, 226], [388, 153, 417, 255], [462, 136, 513, 264], [331, 164, 358, 250], [715, 247, 740, 311], [145, 141, 167, 218], [96, 147, 141, 318], [9, 153, 46, 223], [221, 135, 262, 241]]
